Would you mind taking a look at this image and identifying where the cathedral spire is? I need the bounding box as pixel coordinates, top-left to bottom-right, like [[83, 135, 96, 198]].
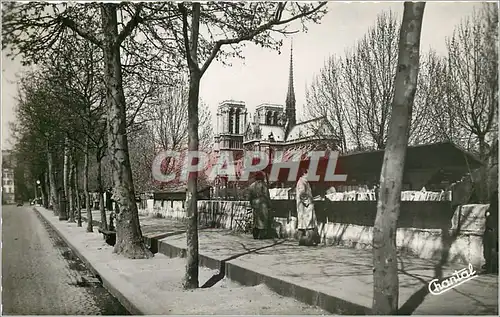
[[285, 41, 296, 135], [287, 41, 295, 103]]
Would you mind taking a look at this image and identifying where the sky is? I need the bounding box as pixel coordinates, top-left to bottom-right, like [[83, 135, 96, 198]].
[[1, 1, 483, 150]]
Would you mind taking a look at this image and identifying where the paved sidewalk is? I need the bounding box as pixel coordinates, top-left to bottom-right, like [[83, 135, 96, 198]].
[[160, 231, 498, 315], [35, 207, 329, 315], [82, 209, 498, 314]]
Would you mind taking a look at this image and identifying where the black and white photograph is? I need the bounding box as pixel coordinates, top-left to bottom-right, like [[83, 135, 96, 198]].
[[1, 1, 498, 315]]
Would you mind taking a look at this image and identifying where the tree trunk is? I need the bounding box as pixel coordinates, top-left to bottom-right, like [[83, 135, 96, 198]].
[[75, 160, 82, 227], [487, 140, 498, 200], [372, 2, 425, 315], [97, 156, 107, 230], [478, 136, 488, 203], [40, 173, 48, 208], [101, 4, 151, 259], [84, 136, 93, 232], [183, 71, 201, 289], [63, 137, 70, 201], [47, 141, 59, 215], [43, 172, 49, 208], [34, 180, 38, 202], [68, 154, 76, 223]]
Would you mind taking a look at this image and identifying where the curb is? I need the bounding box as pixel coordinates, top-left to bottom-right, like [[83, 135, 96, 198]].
[[155, 239, 371, 315], [81, 214, 370, 314], [143, 231, 184, 254], [35, 207, 144, 315]]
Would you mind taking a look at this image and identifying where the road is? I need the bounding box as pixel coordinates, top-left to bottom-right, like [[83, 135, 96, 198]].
[[2, 205, 129, 315]]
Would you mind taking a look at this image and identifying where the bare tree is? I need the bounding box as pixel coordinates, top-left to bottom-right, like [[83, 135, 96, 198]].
[[372, 2, 425, 314], [10, 124, 49, 207], [306, 11, 400, 151], [151, 84, 189, 152], [198, 102, 214, 151], [48, 34, 105, 231], [408, 51, 449, 145], [67, 150, 76, 222], [345, 11, 400, 149], [128, 125, 157, 194], [149, 79, 213, 152], [12, 71, 70, 215], [62, 137, 70, 218], [166, 1, 327, 289], [305, 55, 348, 152], [446, 4, 498, 201]]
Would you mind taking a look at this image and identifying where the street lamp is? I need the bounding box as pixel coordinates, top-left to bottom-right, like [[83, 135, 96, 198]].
[[36, 180, 41, 205]]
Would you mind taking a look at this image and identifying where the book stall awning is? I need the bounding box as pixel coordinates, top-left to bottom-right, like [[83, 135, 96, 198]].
[[338, 142, 483, 174]]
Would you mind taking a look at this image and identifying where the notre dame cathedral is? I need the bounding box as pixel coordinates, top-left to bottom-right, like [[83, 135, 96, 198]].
[[213, 45, 339, 165]]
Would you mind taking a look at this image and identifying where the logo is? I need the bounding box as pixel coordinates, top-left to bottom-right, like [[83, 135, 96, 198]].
[[151, 150, 348, 184], [428, 263, 477, 295]]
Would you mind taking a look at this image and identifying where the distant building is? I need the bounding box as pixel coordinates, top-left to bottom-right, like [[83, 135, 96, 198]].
[[2, 150, 16, 204], [214, 45, 338, 153], [212, 45, 339, 193]]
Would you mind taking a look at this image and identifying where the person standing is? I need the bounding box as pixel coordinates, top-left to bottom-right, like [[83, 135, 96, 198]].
[[248, 171, 271, 239], [296, 168, 319, 246], [105, 188, 113, 211]]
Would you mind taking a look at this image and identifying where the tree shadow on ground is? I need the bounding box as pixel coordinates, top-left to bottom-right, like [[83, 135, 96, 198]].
[[201, 240, 286, 288], [398, 205, 473, 315]]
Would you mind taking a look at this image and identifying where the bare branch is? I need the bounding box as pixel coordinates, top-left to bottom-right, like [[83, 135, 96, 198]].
[[116, 3, 144, 46], [200, 2, 327, 76], [61, 17, 102, 48]]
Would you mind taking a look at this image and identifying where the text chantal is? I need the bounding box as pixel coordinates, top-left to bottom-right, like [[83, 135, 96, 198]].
[[428, 263, 477, 295]]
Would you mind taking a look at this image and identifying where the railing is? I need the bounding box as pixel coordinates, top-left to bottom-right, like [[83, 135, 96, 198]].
[[144, 188, 453, 223], [269, 188, 291, 200]]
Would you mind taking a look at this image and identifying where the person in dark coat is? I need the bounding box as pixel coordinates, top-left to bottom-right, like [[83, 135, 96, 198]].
[[248, 171, 271, 239], [482, 190, 498, 273], [105, 189, 113, 211]]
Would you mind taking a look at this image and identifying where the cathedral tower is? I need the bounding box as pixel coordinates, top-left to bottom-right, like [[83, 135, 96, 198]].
[[215, 100, 247, 151]]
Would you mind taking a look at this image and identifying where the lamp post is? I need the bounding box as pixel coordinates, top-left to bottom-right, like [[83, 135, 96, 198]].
[[36, 180, 41, 205], [268, 146, 273, 186]]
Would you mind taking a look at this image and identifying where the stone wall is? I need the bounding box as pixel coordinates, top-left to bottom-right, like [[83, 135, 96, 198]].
[[149, 199, 186, 219], [198, 200, 251, 229], [146, 198, 490, 266]]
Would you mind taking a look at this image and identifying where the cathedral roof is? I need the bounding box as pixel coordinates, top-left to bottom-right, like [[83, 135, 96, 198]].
[[260, 125, 285, 142], [256, 103, 283, 111], [243, 115, 337, 145], [285, 116, 334, 142]]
